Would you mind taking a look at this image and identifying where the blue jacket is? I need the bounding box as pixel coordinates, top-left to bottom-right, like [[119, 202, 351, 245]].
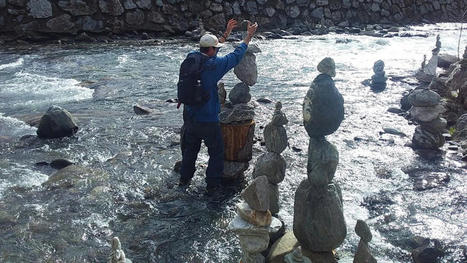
[[186, 43, 248, 122]]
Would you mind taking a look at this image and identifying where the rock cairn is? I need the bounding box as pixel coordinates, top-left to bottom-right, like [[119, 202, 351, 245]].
[[293, 57, 346, 252], [220, 44, 261, 181], [109, 237, 132, 263], [252, 101, 288, 215], [409, 88, 446, 150], [416, 35, 441, 84], [37, 105, 78, 139], [370, 60, 387, 91], [353, 220, 376, 263], [229, 176, 283, 263]]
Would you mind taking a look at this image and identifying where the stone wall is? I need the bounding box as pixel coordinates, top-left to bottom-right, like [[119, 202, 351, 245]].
[[0, 0, 466, 40]]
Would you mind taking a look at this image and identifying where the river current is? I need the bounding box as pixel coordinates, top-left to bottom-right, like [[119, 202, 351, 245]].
[[0, 23, 466, 262]]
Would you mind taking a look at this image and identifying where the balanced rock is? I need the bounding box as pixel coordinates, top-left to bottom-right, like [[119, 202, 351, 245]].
[[408, 89, 441, 107], [409, 105, 445, 123], [234, 53, 258, 86], [252, 152, 286, 184], [241, 176, 270, 212], [37, 105, 78, 139], [219, 103, 255, 123], [264, 124, 288, 153], [355, 220, 372, 243], [412, 126, 445, 150], [293, 180, 346, 252], [236, 202, 272, 227], [109, 237, 132, 263], [354, 240, 377, 263], [303, 62, 344, 137], [317, 57, 336, 77], [268, 182, 280, 215], [229, 215, 270, 263], [284, 246, 312, 263], [307, 138, 339, 186], [419, 117, 447, 133], [270, 102, 288, 126], [218, 82, 226, 105], [229, 82, 251, 104]]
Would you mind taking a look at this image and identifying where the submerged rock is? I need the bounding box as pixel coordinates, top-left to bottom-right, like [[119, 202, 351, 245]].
[[37, 105, 78, 139]]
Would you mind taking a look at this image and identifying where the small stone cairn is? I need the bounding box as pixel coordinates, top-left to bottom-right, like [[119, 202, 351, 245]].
[[409, 88, 446, 150], [293, 57, 347, 252], [416, 35, 441, 84], [252, 101, 288, 215], [108, 237, 132, 263], [370, 60, 387, 91], [284, 246, 312, 263], [220, 44, 261, 181], [353, 220, 376, 263], [229, 176, 283, 263]]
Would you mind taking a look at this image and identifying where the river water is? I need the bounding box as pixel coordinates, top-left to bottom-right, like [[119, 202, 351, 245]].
[[0, 23, 466, 262]]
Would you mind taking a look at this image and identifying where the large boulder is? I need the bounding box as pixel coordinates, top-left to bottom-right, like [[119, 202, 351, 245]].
[[252, 152, 286, 184], [37, 106, 78, 139], [293, 179, 346, 252], [234, 53, 258, 86], [303, 74, 344, 138]]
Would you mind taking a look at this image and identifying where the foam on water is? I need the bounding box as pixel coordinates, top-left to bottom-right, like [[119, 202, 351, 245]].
[[0, 72, 93, 111], [0, 113, 36, 137], [0, 161, 48, 198], [0, 57, 24, 70]]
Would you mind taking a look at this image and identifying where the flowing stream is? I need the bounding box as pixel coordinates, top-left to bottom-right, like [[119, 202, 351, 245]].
[[0, 23, 466, 262]]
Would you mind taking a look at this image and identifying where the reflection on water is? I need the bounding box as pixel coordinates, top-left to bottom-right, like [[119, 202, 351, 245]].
[[0, 24, 466, 262]]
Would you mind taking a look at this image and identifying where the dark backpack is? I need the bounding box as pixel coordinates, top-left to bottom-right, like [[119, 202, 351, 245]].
[[177, 52, 210, 108]]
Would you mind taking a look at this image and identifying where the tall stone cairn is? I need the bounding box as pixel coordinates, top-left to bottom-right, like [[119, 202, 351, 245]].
[[353, 220, 377, 263], [416, 35, 441, 84], [220, 44, 261, 181], [293, 57, 347, 252], [229, 176, 284, 263], [409, 88, 446, 150], [252, 101, 288, 215]]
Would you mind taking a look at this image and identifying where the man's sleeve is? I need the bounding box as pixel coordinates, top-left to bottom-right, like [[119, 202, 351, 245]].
[[215, 43, 248, 80]]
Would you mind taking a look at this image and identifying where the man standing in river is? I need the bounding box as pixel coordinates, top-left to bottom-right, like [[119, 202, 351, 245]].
[[179, 19, 258, 194]]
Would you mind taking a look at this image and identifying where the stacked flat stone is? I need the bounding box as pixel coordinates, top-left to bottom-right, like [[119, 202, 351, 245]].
[[284, 246, 312, 263], [229, 176, 283, 263], [370, 60, 387, 91], [353, 220, 376, 263], [220, 44, 261, 180], [416, 35, 441, 84], [109, 237, 132, 263], [409, 88, 446, 150], [293, 57, 347, 252], [252, 101, 288, 215]]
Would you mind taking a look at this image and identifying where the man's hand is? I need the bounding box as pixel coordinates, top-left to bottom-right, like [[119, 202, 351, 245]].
[[219, 19, 238, 43], [243, 21, 258, 45]]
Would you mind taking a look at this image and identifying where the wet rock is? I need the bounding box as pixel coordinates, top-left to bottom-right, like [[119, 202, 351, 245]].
[[43, 165, 108, 189], [408, 88, 441, 107], [383, 127, 406, 137], [133, 104, 152, 115], [253, 152, 286, 184], [257, 98, 272, 104], [419, 117, 447, 133], [412, 126, 445, 150], [27, 0, 52, 18], [50, 159, 74, 169], [241, 176, 270, 212], [400, 91, 412, 111], [236, 202, 272, 227], [409, 105, 445, 123], [412, 172, 450, 191], [229, 82, 251, 104], [234, 53, 258, 86], [173, 160, 182, 173], [387, 107, 403, 114], [411, 239, 445, 263], [303, 71, 344, 138], [293, 180, 346, 252], [37, 105, 78, 139]]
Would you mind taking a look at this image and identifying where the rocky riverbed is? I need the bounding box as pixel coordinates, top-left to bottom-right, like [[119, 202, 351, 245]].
[[0, 23, 466, 262]]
